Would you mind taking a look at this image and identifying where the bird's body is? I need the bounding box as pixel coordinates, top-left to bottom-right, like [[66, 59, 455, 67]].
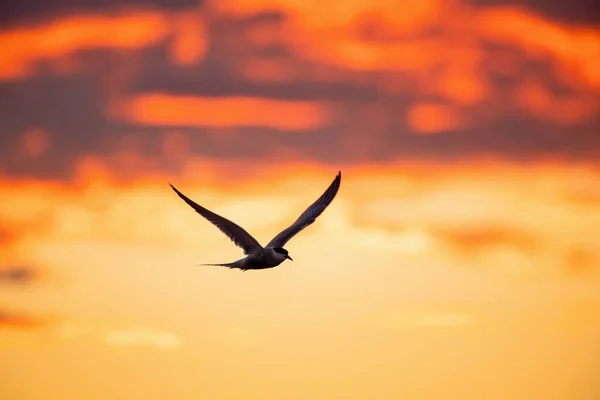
[[202, 247, 290, 271], [169, 171, 341, 270]]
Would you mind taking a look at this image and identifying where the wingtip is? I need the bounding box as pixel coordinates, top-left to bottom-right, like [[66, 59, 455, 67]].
[[168, 182, 180, 194]]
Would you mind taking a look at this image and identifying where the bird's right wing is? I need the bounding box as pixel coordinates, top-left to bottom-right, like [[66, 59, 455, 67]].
[[169, 184, 263, 255], [266, 171, 341, 248]]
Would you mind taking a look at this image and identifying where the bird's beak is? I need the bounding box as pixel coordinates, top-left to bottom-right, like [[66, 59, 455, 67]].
[[286, 255, 293, 261]]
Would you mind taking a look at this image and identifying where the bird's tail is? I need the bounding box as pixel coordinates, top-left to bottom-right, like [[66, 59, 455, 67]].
[[198, 262, 233, 267], [198, 262, 246, 271]]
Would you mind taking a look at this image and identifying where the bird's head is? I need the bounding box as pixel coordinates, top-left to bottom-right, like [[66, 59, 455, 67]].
[[273, 247, 293, 261]]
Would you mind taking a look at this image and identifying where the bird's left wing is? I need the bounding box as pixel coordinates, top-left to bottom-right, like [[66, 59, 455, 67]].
[[169, 184, 263, 255], [266, 171, 341, 248]]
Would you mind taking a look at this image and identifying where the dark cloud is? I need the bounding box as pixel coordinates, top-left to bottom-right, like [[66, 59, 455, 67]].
[[132, 58, 382, 102], [0, 72, 114, 179], [0, 0, 201, 28], [470, 0, 600, 26], [128, 13, 380, 102], [0, 5, 598, 181], [1, 70, 599, 181], [0, 266, 38, 284]]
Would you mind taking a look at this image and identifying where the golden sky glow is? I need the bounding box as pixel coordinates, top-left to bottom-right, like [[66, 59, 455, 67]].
[[1, 161, 599, 399], [0, 0, 599, 399]]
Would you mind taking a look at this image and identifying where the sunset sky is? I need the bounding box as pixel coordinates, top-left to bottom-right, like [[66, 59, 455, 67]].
[[1, 1, 599, 399]]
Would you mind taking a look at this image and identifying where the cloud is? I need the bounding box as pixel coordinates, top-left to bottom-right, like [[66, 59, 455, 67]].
[[0, 0, 199, 28], [0, 0, 598, 182], [514, 80, 599, 125], [435, 225, 538, 256], [0, 266, 38, 284], [18, 127, 50, 158], [0, 225, 16, 246], [207, 0, 600, 89], [170, 12, 208, 66], [470, 0, 599, 26], [407, 102, 465, 135], [111, 93, 332, 130], [0, 11, 171, 81], [475, 7, 600, 89], [103, 326, 182, 349], [565, 246, 598, 275], [0, 310, 45, 329]]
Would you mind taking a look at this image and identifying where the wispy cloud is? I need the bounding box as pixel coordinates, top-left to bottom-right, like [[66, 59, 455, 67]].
[[435, 226, 538, 255], [103, 326, 182, 349], [0, 310, 45, 329]]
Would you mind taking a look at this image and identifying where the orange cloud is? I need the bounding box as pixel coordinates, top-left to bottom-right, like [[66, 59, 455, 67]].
[[0, 11, 170, 80], [205, 0, 462, 74], [0, 179, 66, 252], [169, 12, 208, 66], [407, 102, 463, 134], [477, 7, 600, 89], [209, 0, 444, 33], [19, 128, 50, 158], [0, 224, 15, 246], [236, 57, 298, 83], [211, 0, 599, 107], [515, 80, 599, 124], [161, 131, 191, 160], [435, 226, 538, 256], [437, 58, 488, 106], [2, 157, 599, 270], [0, 311, 44, 329], [565, 246, 598, 275], [211, 0, 598, 74], [112, 93, 331, 130]]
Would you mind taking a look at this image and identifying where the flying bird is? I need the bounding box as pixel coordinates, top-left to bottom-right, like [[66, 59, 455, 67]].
[[169, 171, 342, 271]]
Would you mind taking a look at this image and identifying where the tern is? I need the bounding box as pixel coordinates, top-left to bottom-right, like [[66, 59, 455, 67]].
[[169, 171, 342, 271]]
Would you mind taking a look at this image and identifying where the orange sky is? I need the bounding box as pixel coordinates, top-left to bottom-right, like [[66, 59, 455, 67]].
[[1, 0, 599, 399]]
